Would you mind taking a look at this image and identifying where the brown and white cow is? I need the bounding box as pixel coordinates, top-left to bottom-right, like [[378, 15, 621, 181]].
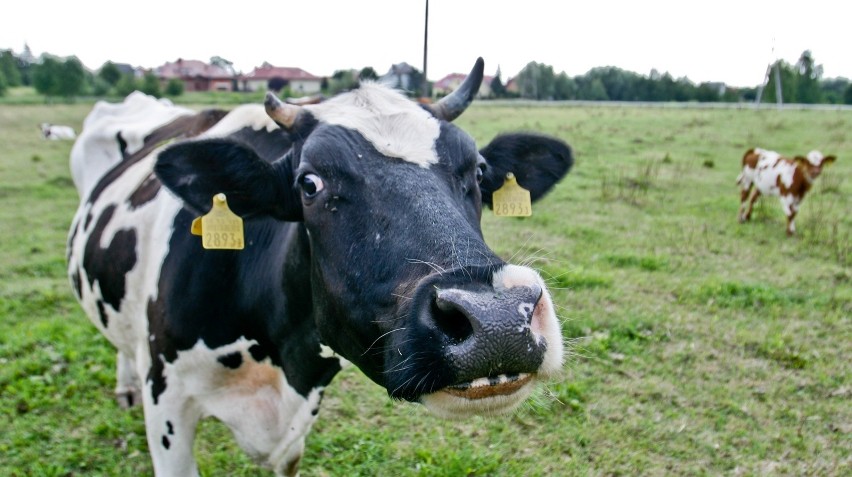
[[737, 147, 837, 235], [67, 58, 573, 476]]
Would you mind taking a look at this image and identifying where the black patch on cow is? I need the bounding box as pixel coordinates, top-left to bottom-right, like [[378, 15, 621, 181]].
[[70, 267, 82, 300], [311, 407, 319, 416], [161, 435, 170, 450], [217, 352, 243, 369], [96, 300, 108, 327], [84, 212, 93, 230], [145, 208, 342, 405], [248, 343, 267, 362], [128, 173, 161, 209], [87, 111, 226, 206], [166, 421, 174, 435], [83, 205, 137, 312], [67, 218, 79, 261]]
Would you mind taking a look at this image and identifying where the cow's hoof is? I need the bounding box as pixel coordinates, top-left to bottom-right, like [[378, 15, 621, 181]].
[[116, 388, 142, 409]]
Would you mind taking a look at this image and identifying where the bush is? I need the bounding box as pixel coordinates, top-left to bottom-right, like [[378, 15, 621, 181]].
[[165, 79, 184, 97]]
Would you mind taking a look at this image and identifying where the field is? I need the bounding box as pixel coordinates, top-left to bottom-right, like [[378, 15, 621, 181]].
[[1, 96, 849, 476]]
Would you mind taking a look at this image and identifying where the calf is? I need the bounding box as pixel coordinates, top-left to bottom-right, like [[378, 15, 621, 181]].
[[737, 147, 837, 235], [40, 122, 76, 140], [67, 58, 573, 476]]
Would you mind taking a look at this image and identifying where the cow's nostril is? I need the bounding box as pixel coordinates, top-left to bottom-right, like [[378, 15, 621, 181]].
[[431, 297, 474, 344]]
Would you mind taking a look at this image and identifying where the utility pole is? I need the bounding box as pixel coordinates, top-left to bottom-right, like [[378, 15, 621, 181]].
[[422, 0, 429, 98], [773, 62, 783, 109]]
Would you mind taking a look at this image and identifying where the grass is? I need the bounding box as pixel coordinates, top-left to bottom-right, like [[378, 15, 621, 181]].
[[1, 98, 850, 476]]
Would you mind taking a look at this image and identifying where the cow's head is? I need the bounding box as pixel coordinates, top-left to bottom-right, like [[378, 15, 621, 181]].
[[794, 150, 837, 181], [155, 58, 572, 418]]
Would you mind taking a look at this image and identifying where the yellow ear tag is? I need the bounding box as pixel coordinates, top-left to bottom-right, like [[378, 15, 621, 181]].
[[493, 173, 532, 217], [191, 193, 244, 250]]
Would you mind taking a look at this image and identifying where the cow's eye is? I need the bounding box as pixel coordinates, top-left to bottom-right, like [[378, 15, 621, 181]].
[[299, 173, 324, 198], [475, 164, 486, 184]]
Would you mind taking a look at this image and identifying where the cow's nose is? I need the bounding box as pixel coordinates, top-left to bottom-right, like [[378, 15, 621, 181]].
[[428, 284, 546, 379]]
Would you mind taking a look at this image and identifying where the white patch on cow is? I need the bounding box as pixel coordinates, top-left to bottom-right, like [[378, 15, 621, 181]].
[[199, 104, 280, 138], [747, 149, 793, 194], [147, 338, 320, 473], [41, 123, 76, 140], [305, 83, 441, 167], [320, 344, 351, 368], [70, 91, 194, 198], [806, 150, 824, 166], [68, 153, 182, 354], [492, 264, 564, 378]]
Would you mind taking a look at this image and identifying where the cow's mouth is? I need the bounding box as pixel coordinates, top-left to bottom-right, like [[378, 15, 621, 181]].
[[420, 373, 536, 418], [442, 373, 532, 400]]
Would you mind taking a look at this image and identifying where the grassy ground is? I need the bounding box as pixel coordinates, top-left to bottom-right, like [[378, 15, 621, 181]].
[[0, 98, 849, 476]]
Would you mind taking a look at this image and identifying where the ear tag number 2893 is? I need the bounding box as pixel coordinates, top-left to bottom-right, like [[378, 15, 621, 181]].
[[493, 173, 532, 217], [190, 193, 245, 250]]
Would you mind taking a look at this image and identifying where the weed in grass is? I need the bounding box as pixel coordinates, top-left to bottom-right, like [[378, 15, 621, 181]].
[[690, 280, 803, 309], [605, 253, 669, 272]]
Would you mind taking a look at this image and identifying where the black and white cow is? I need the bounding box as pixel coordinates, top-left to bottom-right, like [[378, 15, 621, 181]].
[[67, 58, 573, 476]]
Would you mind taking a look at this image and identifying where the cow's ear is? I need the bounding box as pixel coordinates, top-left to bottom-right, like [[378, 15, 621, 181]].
[[155, 139, 302, 221], [823, 155, 837, 165], [479, 133, 573, 206]]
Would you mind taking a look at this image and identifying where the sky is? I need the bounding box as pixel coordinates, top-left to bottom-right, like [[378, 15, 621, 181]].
[[2, 0, 850, 88]]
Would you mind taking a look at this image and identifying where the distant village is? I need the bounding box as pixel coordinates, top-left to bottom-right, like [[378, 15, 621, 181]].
[[125, 57, 501, 98]]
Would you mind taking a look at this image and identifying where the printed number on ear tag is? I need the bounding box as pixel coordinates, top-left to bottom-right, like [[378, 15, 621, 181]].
[[190, 193, 245, 250], [493, 173, 532, 217]]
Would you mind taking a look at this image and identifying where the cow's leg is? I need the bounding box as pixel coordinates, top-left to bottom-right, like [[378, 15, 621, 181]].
[[738, 183, 754, 223], [115, 351, 142, 409], [142, 384, 203, 477], [743, 188, 760, 222], [782, 195, 798, 236]]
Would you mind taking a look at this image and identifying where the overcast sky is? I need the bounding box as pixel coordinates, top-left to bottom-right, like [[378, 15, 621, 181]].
[[2, 0, 850, 88]]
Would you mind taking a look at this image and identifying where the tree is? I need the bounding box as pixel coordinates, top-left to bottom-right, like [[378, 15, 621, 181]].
[[0, 68, 7, 96], [845, 83, 852, 105], [267, 77, 289, 93], [327, 69, 358, 94], [165, 78, 184, 96], [359, 67, 378, 81], [114, 74, 139, 97], [59, 56, 86, 98], [0, 50, 22, 86], [552, 72, 575, 100], [794, 50, 822, 103], [490, 66, 507, 98], [99, 61, 123, 86], [140, 72, 161, 97], [32, 55, 62, 97], [210, 56, 236, 76], [516, 61, 555, 100]]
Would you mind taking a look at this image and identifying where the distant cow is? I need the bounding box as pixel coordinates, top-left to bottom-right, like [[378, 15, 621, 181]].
[[737, 147, 837, 235], [67, 58, 572, 476], [40, 122, 76, 140]]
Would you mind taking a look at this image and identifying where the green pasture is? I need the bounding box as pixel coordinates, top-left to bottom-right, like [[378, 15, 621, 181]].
[[0, 98, 849, 476]]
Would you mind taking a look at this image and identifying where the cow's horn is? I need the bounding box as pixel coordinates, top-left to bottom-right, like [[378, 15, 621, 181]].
[[428, 57, 484, 122], [265, 92, 302, 129]]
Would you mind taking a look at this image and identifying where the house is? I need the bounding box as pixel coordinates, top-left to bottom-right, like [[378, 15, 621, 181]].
[[154, 58, 235, 92], [433, 73, 494, 98], [240, 63, 322, 94], [378, 62, 425, 93]]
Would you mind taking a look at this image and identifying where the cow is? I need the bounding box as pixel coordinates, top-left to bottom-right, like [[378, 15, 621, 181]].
[[67, 58, 573, 476], [737, 147, 837, 235], [40, 122, 77, 140], [68, 91, 227, 198]]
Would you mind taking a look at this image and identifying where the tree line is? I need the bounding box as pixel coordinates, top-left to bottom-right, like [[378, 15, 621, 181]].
[[2, 47, 850, 105], [498, 50, 852, 104]]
